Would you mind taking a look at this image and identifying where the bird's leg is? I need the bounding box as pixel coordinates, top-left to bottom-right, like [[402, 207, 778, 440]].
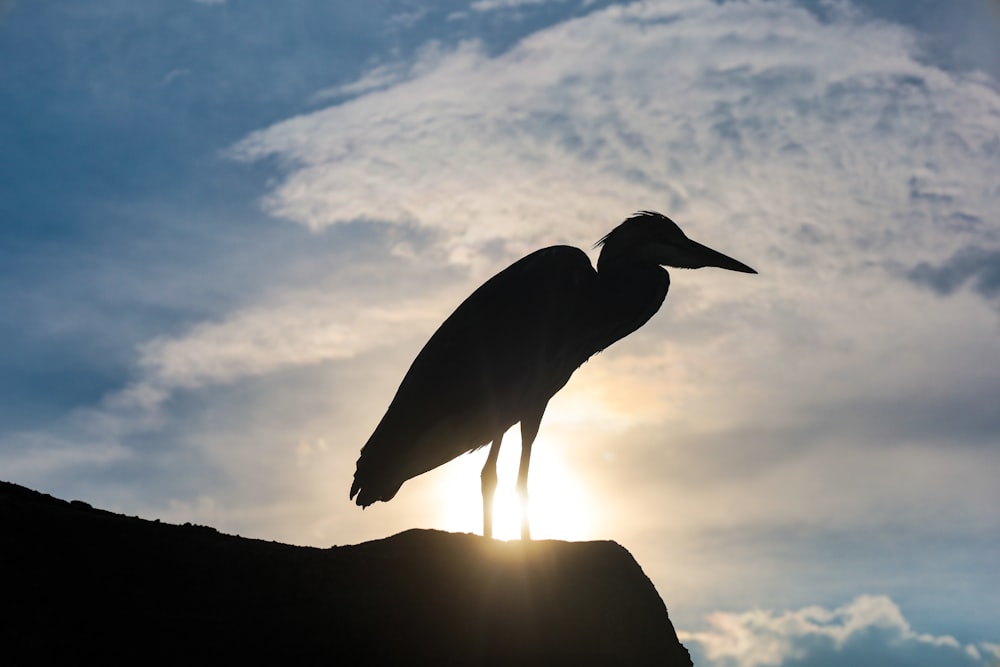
[[518, 412, 543, 541], [481, 434, 502, 539]]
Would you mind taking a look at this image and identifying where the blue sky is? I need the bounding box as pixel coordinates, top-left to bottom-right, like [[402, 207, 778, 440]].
[[2, 1, 999, 664]]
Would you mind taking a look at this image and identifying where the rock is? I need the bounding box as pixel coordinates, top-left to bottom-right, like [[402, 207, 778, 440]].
[[1, 480, 692, 665]]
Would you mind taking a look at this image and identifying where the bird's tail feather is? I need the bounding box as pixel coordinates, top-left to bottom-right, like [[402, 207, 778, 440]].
[[350, 412, 491, 507], [349, 473, 402, 508]]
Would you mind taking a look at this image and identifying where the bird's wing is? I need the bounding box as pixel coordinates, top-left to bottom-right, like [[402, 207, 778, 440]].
[[352, 246, 601, 504]]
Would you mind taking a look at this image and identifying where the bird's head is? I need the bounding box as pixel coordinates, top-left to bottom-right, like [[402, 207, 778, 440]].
[[595, 211, 757, 274]]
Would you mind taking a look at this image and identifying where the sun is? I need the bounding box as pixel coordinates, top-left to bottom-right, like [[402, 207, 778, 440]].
[[433, 430, 598, 541]]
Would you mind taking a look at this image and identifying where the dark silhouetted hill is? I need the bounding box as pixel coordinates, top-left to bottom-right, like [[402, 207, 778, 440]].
[[1, 480, 692, 665]]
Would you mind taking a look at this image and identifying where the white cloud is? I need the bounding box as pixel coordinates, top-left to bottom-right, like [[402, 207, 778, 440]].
[[41, 0, 997, 528], [470, 0, 568, 12], [0, 431, 131, 482], [162, 68, 191, 86], [136, 288, 444, 390], [220, 3, 1000, 496], [54, 262, 470, 456], [681, 595, 999, 667], [230, 0, 999, 276]]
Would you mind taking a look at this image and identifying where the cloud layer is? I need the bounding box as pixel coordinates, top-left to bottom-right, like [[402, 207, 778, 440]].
[[682, 595, 1000, 667], [190, 0, 1000, 639], [231, 0, 999, 271], [3, 0, 998, 655]]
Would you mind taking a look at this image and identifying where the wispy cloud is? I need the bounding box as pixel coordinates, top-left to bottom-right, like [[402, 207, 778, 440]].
[[16, 0, 997, 534], [470, 0, 568, 13], [231, 0, 999, 276], [136, 288, 444, 391], [907, 245, 1000, 306], [681, 595, 999, 667]]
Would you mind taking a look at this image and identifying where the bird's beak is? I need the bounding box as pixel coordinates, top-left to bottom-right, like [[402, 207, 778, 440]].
[[675, 237, 757, 274]]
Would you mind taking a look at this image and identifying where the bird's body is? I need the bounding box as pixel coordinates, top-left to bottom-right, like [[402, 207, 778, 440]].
[[351, 246, 668, 507], [351, 211, 756, 538]]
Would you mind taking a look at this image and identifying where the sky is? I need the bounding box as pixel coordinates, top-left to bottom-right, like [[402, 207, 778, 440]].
[[2, 0, 999, 664]]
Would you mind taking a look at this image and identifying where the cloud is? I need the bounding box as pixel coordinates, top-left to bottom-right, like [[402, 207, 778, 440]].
[[0, 431, 131, 482], [229, 0, 999, 279], [907, 245, 1000, 305], [681, 595, 1000, 667], [24, 0, 996, 519], [48, 250, 471, 453], [135, 287, 445, 391], [470, 0, 567, 12]]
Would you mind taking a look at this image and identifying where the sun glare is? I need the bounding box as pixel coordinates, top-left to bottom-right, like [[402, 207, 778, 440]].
[[433, 430, 598, 541]]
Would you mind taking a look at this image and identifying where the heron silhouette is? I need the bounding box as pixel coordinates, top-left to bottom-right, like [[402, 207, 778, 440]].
[[351, 211, 756, 539]]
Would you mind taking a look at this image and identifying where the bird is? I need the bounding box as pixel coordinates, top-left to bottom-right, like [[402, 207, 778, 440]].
[[350, 211, 756, 540]]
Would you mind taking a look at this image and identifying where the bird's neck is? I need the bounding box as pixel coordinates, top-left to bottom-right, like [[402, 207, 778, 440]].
[[597, 260, 670, 289], [595, 260, 671, 332]]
